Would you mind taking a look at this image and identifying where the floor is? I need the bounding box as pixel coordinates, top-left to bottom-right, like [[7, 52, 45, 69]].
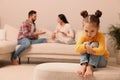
[[0, 57, 119, 80], [0, 60, 37, 80]]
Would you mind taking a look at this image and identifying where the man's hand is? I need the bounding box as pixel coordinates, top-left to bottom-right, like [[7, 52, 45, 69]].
[[39, 29, 46, 34], [34, 30, 46, 35]]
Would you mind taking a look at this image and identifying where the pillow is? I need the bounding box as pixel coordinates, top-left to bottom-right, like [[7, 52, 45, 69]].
[[4, 24, 19, 42], [0, 29, 5, 41]]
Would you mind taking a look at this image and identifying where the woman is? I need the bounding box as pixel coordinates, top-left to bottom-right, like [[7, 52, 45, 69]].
[[52, 14, 75, 44]]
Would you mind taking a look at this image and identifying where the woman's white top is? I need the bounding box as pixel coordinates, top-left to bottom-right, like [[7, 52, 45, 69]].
[[54, 23, 75, 44]]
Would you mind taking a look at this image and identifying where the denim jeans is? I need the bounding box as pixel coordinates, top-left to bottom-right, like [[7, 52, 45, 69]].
[[80, 42, 107, 68], [12, 38, 47, 59]]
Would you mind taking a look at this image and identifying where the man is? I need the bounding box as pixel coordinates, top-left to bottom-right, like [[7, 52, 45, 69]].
[[11, 10, 47, 65]]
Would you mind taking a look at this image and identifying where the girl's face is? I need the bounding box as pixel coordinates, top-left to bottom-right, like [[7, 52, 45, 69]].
[[83, 23, 99, 39]]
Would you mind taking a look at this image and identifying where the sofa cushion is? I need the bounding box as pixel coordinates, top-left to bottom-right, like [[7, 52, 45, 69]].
[[16, 43, 79, 56], [33, 63, 120, 80], [0, 41, 17, 54], [0, 29, 6, 41], [4, 24, 19, 42]]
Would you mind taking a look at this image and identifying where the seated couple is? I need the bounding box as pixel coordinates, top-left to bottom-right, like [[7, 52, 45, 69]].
[[11, 10, 75, 65]]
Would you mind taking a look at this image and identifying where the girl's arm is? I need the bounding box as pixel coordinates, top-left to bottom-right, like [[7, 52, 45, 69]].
[[93, 34, 106, 55], [75, 35, 87, 53]]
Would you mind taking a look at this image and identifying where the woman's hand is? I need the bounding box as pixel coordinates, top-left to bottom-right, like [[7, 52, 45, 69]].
[[60, 31, 67, 36], [52, 33, 56, 40], [85, 45, 95, 54]]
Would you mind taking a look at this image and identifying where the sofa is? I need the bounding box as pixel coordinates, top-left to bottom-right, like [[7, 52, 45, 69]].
[[3, 24, 82, 63], [0, 29, 17, 60], [1, 24, 116, 63], [0, 24, 119, 80]]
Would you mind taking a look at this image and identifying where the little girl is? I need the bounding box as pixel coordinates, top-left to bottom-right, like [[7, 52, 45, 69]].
[[75, 10, 109, 77]]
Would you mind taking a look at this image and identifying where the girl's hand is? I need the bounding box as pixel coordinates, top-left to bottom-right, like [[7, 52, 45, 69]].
[[85, 45, 95, 54]]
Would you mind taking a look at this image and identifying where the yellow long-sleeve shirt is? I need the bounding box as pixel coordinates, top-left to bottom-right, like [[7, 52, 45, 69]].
[[75, 32, 109, 61]]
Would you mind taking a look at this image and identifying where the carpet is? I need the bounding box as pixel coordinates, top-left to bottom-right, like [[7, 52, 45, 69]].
[[0, 62, 36, 80]]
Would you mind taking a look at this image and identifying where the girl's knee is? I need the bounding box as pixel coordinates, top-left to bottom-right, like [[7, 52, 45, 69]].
[[83, 42, 91, 45], [82, 42, 99, 48], [91, 42, 99, 48]]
